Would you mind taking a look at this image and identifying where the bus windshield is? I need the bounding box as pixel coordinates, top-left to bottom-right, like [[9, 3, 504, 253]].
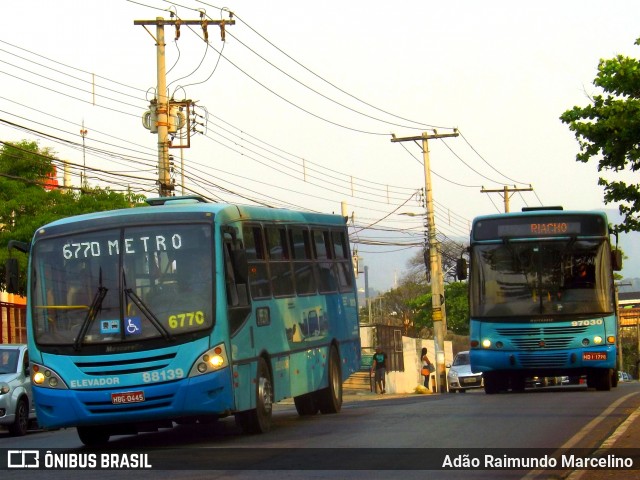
[[470, 239, 614, 318], [31, 223, 214, 346]]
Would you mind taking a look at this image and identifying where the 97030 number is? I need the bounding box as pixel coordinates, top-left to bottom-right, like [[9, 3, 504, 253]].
[[571, 319, 603, 327]]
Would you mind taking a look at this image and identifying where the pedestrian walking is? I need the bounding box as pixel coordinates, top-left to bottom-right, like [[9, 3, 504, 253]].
[[371, 346, 387, 394]]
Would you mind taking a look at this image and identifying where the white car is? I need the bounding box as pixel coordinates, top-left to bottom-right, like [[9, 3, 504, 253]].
[[0, 344, 37, 435], [447, 351, 484, 393]]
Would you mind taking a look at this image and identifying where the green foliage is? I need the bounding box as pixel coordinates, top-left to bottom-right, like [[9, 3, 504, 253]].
[[406, 282, 469, 335], [560, 38, 640, 233], [0, 140, 147, 294], [443, 282, 470, 335]]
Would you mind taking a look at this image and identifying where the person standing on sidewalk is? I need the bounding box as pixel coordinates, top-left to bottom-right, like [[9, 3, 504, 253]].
[[421, 347, 434, 390], [371, 346, 387, 394]]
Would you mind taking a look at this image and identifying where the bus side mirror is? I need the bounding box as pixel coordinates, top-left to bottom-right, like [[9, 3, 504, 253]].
[[612, 250, 622, 271], [456, 258, 468, 280], [5, 258, 20, 294]]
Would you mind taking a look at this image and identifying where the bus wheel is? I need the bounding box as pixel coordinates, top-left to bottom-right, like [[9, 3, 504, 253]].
[[316, 346, 342, 414], [77, 426, 110, 446], [237, 357, 273, 434], [483, 372, 502, 394], [595, 369, 612, 391], [294, 392, 318, 416]]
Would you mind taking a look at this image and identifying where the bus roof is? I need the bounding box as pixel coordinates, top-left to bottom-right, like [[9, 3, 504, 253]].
[[34, 197, 347, 232]]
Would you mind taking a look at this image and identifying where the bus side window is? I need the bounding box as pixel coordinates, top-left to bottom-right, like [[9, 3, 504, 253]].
[[290, 227, 317, 295], [331, 230, 353, 292], [313, 230, 337, 294], [265, 226, 294, 297], [242, 225, 272, 299]]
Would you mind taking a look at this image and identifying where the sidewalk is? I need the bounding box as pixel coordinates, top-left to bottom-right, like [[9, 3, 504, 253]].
[[342, 388, 421, 402]]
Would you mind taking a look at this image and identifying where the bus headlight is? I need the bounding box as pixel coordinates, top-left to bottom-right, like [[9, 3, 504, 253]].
[[190, 344, 228, 377], [482, 339, 491, 348], [31, 363, 67, 389], [593, 336, 603, 345]]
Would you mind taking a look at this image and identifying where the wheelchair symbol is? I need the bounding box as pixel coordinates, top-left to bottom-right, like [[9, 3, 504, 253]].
[[125, 317, 142, 336], [127, 319, 139, 334]]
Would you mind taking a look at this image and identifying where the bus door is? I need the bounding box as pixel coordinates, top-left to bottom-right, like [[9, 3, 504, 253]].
[[222, 227, 253, 408]]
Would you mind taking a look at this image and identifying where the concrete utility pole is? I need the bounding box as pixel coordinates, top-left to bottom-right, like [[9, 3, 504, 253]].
[[391, 130, 459, 393], [134, 16, 234, 196], [481, 185, 533, 213]]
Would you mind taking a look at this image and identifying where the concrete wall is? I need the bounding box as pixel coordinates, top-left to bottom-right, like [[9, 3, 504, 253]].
[[360, 325, 453, 394]]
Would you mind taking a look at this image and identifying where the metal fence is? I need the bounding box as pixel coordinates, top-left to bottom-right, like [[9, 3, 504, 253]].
[[367, 324, 405, 372]]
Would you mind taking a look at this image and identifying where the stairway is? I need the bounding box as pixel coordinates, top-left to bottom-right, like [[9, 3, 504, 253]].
[[343, 370, 373, 392]]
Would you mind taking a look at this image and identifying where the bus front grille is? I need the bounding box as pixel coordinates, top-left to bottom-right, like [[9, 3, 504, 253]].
[[511, 337, 574, 349], [496, 325, 589, 337], [73, 352, 177, 376], [496, 325, 590, 351], [517, 353, 568, 368]]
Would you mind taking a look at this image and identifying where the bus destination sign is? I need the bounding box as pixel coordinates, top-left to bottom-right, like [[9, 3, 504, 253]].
[[498, 221, 581, 237], [473, 214, 607, 241]]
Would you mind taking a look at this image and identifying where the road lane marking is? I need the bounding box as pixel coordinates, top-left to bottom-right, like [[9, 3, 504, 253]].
[[523, 391, 639, 480]]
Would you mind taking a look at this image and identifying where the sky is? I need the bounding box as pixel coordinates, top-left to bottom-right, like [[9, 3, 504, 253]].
[[1, 0, 640, 291]]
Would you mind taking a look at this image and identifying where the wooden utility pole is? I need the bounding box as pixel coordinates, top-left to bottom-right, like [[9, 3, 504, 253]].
[[481, 185, 533, 213], [134, 16, 234, 196], [391, 129, 459, 393]]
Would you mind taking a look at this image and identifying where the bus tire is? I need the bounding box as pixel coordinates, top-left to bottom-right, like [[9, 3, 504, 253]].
[[237, 357, 273, 434], [77, 426, 110, 446], [483, 372, 502, 394], [316, 346, 342, 414], [595, 369, 612, 391], [294, 392, 318, 416]]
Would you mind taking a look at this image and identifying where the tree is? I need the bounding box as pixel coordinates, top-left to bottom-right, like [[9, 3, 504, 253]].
[[0, 140, 146, 293], [560, 38, 640, 233], [406, 282, 469, 335]]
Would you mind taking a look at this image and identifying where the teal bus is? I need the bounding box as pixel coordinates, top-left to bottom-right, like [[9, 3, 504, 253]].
[[6, 196, 360, 445], [464, 207, 622, 394]]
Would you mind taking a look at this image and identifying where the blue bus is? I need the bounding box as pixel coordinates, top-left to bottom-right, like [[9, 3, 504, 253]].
[[6, 196, 360, 444], [463, 207, 622, 394]]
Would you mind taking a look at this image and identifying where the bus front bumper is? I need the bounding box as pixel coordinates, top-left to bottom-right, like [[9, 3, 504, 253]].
[[470, 345, 616, 374], [32, 369, 234, 429]]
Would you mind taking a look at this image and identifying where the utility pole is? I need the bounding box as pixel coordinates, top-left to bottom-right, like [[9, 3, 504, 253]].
[[392, 129, 459, 393], [481, 185, 533, 213], [134, 15, 234, 196]]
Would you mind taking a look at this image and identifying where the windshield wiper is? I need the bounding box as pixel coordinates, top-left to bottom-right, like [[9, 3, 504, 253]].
[[124, 287, 173, 341], [73, 284, 108, 351], [122, 271, 173, 341]]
